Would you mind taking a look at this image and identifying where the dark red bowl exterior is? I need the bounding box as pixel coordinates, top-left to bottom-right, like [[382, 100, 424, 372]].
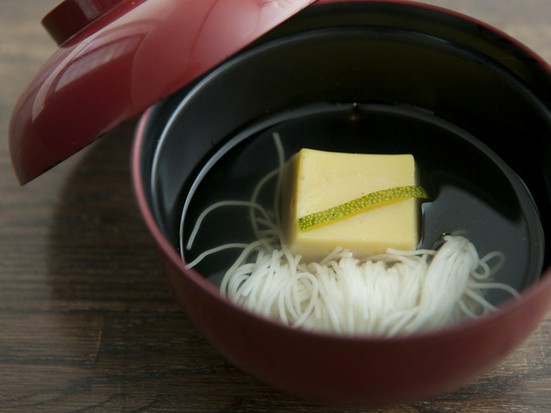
[[130, 1, 551, 406], [133, 178, 551, 406]]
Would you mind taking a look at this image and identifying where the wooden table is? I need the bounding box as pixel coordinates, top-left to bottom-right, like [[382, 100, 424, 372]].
[[1, 1, 550, 412]]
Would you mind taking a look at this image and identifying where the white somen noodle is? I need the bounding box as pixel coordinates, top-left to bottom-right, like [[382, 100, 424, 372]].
[[182, 133, 519, 337]]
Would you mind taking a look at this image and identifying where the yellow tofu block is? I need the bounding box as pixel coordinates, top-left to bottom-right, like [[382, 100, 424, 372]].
[[282, 149, 421, 262]]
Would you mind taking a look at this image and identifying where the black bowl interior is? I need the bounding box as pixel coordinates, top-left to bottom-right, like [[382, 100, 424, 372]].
[[137, 2, 551, 301]]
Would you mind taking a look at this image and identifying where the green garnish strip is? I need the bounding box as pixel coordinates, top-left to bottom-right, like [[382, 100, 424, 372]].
[[297, 185, 428, 231]]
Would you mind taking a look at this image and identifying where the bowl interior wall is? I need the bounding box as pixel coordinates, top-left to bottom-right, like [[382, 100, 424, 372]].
[[138, 2, 551, 277]]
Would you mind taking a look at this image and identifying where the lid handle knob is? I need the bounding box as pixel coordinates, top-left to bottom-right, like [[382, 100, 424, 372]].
[[42, 0, 127, 45]]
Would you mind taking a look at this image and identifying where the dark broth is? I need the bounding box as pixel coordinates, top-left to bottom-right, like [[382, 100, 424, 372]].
[[180, 103, 544, 305]]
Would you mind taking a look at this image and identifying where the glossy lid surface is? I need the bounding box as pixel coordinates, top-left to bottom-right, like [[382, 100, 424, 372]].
[[9, 0, 316, 184]]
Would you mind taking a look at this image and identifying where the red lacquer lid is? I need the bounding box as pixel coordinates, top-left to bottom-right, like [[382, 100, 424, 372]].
[[9, 0, 317, 184]]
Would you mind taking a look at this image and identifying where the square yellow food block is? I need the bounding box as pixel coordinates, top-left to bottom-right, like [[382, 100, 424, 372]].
[[282, 149, 421, 262]]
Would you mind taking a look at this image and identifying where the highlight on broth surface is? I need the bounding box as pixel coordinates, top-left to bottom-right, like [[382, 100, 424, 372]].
[[182, 133, 519, 337]]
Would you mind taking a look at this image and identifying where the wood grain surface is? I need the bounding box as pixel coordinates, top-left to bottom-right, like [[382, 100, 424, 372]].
[[1, 1, 551, 412]]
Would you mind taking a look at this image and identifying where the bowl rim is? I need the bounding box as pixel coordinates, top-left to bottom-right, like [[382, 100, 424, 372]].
[[130, 0, 551, 344]]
